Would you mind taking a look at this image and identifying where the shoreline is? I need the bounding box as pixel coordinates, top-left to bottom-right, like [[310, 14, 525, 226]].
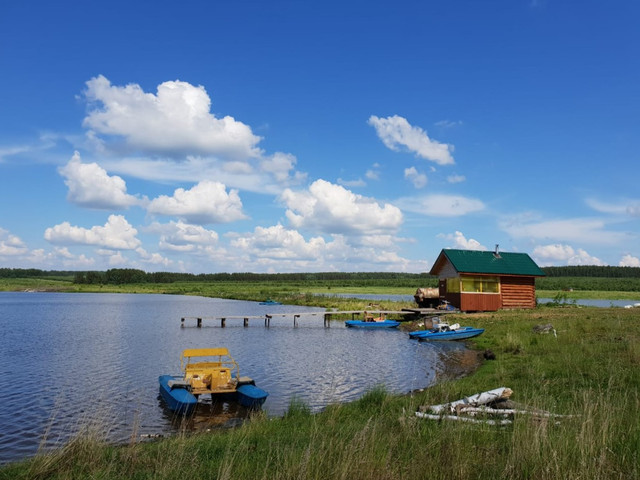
[[2, 291, 639, 477]]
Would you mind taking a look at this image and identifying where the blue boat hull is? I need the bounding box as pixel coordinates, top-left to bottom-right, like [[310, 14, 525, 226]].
[[409, 327, 484, 341], [345, 320, 400, 329], [236, 384, 269, 408], [159, 375, 198, 414], [159, 375, 269, 413]]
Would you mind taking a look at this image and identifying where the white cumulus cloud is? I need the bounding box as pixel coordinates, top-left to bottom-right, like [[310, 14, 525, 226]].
[[404, 166, 427, 188], [147, 221, 219, 252], [260, 152, 301, 183], [280, 179, 403, 235], [619, 254, 640, 267], [44, 215, 141, 250], [533, 244, 604, 266], [58, 151, 144, 209], [0, 228, 28, 256], [83, 75, 262, 159], [232, 224, 326, 261], [440, 231, 486, 250], [147, 180, 246, 224], [368, 115, 455, 165]]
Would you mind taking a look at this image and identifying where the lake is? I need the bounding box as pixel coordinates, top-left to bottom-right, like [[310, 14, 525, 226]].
[[0, 292, 474, 464]]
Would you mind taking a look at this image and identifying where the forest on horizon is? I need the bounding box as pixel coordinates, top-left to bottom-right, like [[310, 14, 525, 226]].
[[2, 265, 640, 284]]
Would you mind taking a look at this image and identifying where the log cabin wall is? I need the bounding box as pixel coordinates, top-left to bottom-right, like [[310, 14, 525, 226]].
[[459, 292, 502, 312], [500, 275, 537, 309]]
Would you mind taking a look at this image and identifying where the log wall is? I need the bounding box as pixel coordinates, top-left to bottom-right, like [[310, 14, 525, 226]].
[[459, 293, 502, 312], [500, 276, 537, 309]]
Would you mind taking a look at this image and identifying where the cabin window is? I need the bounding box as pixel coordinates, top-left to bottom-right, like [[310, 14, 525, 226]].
[[460, 276, 500, 293], [446, 277, 460, 293]]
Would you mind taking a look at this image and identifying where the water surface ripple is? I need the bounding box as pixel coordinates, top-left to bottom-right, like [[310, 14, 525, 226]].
[[0, 292, 470, 464]]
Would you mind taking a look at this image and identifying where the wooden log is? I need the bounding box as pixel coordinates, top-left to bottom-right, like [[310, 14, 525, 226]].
[[428, 387, 512, 414], [415, 412, 512, 425], [455, 406, 574, 418]]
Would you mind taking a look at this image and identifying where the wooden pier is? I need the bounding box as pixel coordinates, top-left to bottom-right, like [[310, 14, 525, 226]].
[[180, 308, 452, 328]]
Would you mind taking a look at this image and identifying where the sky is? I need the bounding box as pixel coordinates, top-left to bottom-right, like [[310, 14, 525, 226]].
[[1, 1, 639, 274]]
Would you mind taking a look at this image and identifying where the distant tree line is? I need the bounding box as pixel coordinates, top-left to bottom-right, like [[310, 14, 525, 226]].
[[2, 265, 639, 286], [0, 268, 78, 279], [69, 269, 436, 286], [542, 265, 640, 278], [536, 276, 640, 292]]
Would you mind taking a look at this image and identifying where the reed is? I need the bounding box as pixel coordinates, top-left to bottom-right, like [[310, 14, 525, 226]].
[[2, 307, 639, 479]]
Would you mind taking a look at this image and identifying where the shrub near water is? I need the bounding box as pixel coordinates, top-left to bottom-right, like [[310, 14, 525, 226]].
[[2, 307, 640, 479]]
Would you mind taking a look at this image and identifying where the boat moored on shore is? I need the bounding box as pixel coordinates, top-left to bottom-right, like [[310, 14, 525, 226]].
[[409, 320, 484, 341]]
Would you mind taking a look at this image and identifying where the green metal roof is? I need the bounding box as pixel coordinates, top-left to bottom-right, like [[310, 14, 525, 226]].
[[431, 249, 546, 276]]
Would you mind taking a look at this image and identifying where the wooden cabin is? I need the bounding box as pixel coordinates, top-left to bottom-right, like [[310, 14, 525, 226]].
[[429, 248, 545, 312]]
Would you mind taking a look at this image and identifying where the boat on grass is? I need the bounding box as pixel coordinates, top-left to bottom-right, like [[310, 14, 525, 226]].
[[409, 320, 484, 341], [159, 348, 268, 414]]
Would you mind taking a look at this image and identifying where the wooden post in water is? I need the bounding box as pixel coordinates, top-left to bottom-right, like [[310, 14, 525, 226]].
[[324, 313, 330, 327], [294, 314, 300, 327], [244, 317, 249, 327], [197, 317, 202, 328], [221, 317, 226, 328]]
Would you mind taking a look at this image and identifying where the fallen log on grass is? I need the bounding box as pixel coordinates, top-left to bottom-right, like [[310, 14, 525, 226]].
[[415, 411, 512, 426], [427, 387, 513, 415], [416, 387, 573, 426]]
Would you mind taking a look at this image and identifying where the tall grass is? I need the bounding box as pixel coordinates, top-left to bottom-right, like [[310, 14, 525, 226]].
[[2, 308, 640, 479]]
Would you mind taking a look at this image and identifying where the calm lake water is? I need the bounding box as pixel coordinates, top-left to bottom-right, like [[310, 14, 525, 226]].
[[0, 292, 474, 464]]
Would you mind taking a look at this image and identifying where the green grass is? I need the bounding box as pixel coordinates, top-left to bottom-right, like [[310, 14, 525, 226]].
[[2, 306, 640, 479]]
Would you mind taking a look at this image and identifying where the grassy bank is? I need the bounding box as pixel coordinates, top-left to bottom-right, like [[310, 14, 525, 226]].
[[3, 276, 640, 304], [2, 306, 639, 479]]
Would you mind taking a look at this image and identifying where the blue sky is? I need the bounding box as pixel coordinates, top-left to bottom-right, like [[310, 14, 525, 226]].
[[1, 1, 639, 273]]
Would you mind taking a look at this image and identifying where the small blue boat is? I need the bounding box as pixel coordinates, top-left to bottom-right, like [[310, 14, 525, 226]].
[[159, 348, 268, 414], [345, 319, 400, 329], [259, 299, 282, 305], [409, 321, 484, 341]]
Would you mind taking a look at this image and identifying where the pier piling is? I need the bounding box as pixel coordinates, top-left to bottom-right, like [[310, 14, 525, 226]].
[[180, 308, 441, 329]]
